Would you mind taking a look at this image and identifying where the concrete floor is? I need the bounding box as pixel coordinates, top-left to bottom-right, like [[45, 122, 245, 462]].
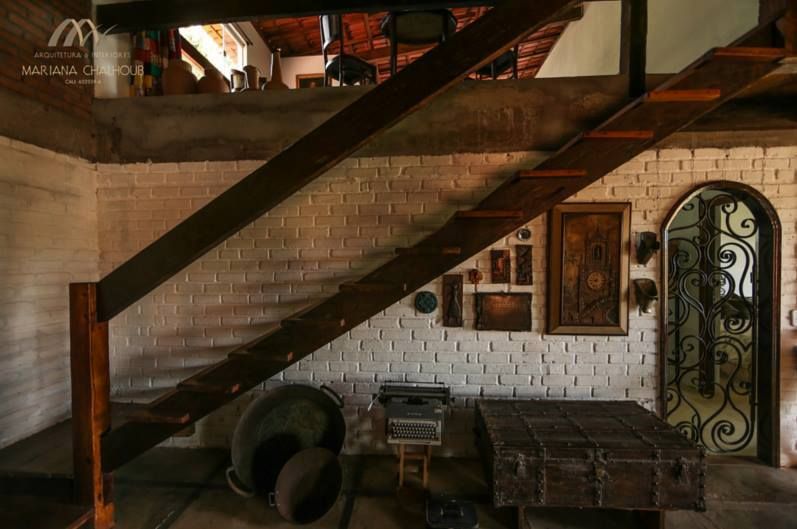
[[111, 450, 797, 529], [1, 422, 796, 529]]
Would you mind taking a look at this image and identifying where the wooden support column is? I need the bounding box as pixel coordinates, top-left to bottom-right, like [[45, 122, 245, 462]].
[[620, 0, 648, 97], [777, 0, 797, 53], [70, 283, 114, 529]]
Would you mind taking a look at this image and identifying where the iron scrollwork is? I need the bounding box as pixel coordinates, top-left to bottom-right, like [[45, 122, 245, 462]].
[[665, 190, 758, 455]]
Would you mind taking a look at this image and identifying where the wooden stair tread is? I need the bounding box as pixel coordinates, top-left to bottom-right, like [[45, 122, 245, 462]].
[[395, 246, 462, 256], [177, 379, 241, 395], [0, 495, 93, 529], [127, 407, 191, 425], [281, 317, 346, 328], [713, 46, 786, 60], [582, 130, 655, 140], [516, 169, 588, 178], [646, 89, 722, 102], [339, 282, 408, 293], [228, 350, 295, 363], [456, 209, 525, 219]]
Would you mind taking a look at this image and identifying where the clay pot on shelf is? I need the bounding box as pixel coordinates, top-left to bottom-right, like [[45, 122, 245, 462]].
[[230, 69, 247, 92], [197, 68, 230, 94], [265, 49, 289, 90], [243, 65, 261, 91], [258, 76, 268, 90], [162, 59, 197, 95]]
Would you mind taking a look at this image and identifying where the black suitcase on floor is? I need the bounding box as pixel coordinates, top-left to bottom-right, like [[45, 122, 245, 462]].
[[426, 498, 479, 529]]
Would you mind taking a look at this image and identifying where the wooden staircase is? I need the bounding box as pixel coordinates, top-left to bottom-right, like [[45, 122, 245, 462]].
[[100, 38, 787, 470]]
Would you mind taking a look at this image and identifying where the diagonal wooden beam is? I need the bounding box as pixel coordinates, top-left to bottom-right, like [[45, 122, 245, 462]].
[[95, 0, 580, 322]]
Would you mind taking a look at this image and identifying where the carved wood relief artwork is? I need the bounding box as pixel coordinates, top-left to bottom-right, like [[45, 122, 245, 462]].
[[516, 245, 533, 285], [490, 249, 511, 283], [547, 203, 630, 335], [475, 293, 532, 331], [442, 275, 463, 327]]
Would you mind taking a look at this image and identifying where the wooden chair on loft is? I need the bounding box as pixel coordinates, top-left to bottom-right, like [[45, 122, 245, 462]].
[[320, 14, 377, 86], [474, 47, 519, 79], [381, 9, 458, 76]]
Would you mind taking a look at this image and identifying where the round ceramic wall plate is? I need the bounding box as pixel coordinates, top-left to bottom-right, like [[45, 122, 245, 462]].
[[414, 291, 438, 314], [517, 228, 531, 241]]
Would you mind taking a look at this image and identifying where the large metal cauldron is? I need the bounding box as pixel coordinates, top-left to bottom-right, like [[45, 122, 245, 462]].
[[228, 384, 345, 498]]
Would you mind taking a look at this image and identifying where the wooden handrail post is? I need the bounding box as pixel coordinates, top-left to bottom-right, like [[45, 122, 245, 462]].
[[69, 283, 114, 529]]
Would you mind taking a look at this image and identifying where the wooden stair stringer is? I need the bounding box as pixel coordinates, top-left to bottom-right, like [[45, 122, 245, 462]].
[[100, 44, 785, 473], [95, 0, 583, 322]]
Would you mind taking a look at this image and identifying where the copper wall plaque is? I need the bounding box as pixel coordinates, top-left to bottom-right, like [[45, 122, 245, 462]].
[[474, 293, 531, 331], [516, 245, 533, 285], [442, 275, 463, 327], [490, 249, 510, 283]]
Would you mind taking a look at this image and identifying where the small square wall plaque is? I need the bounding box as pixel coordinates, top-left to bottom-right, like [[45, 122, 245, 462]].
[[475, 293, 531, 331]]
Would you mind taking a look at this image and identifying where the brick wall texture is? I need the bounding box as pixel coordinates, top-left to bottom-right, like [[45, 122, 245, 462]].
[[0, 137, 98, 447], [94, 146, 797, 466], [0, 0, 93, 120]]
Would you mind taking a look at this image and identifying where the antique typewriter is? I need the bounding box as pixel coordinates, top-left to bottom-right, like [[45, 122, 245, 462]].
[[376, 384, 450, 446]]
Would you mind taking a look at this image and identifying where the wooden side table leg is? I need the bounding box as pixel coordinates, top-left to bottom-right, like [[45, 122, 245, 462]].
[[422, 452, 429, 489], [398, 444, 405, 488], [635, 510, 665, 529], [517, 507, 530, 529]]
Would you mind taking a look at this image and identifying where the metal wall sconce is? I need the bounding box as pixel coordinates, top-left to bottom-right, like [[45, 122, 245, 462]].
[[636, 232, 661, 266], [633, 279, 658, 314]]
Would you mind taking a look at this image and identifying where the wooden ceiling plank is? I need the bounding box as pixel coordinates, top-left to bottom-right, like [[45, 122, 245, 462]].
[[100, 0, 499, 34]]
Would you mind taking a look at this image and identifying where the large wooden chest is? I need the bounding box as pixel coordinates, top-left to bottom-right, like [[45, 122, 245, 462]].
[[475, 400, 705, 511]]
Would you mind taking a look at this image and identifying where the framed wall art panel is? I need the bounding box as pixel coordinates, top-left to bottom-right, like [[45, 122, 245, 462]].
[[547, 203, 631, 335]]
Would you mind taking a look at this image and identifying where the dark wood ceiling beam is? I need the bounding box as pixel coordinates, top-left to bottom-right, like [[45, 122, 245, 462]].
[[95, 0, 581, 322]]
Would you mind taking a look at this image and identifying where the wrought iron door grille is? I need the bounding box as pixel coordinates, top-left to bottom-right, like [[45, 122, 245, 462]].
[[664, 189, 759, 455]]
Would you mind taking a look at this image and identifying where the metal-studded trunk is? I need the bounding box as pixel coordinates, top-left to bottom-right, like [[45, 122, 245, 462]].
[[475, 400, 706, 511]]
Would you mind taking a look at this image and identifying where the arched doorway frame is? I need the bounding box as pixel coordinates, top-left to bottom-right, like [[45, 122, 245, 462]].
[[659, 181, 781, 467]]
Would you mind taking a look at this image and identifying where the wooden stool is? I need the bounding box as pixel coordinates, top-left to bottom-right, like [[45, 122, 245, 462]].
[[397, 444, 432, 488]]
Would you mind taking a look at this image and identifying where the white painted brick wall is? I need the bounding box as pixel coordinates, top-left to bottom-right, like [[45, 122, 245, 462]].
[[0, 137, 98, 448], [95, 145, 797, 465]]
